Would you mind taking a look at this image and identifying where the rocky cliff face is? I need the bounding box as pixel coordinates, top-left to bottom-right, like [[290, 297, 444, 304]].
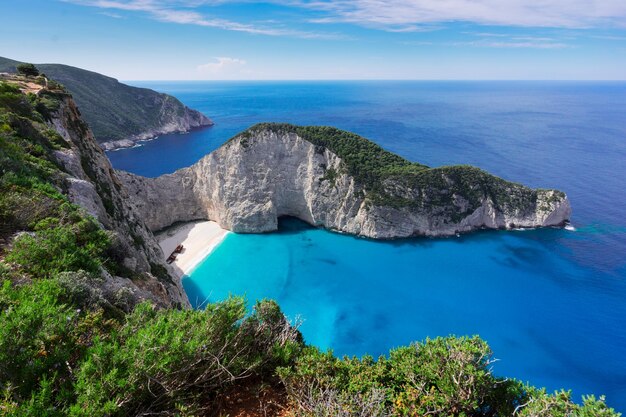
[[120, 124, 571, 239], [99, 104, 213, 151], [47, 89, 189, 307]]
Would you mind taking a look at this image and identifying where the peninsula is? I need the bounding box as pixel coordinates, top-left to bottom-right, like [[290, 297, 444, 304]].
[[0, 56, 213, 150], [122, 123, 571, 240]]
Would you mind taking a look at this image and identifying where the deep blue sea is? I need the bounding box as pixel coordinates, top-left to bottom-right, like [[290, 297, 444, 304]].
[[109, 81, 626, 411]]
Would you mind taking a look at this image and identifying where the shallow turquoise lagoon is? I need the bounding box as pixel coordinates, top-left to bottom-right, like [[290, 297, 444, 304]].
[[184, 218, 626, 409]]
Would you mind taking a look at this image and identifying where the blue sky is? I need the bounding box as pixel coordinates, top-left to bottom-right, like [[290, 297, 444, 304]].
[[1, 0, 626, 80]]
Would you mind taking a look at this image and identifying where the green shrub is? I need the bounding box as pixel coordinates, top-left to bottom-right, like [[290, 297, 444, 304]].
[[42, 127, 68, 149], [279, 336, 620, 417], [0, 279, 89, 416], [70, 298, 302, 416], [0, 87, 33, 118], [387, 337, 522, 416], [55, 271, 105, 309], [1, 376, 64, 417], [16, 63, 40, 77], [516, 389, 620, 417], [0, 277, 118, 415], [113, 286, 134, 312], [321, 166, 339, 187], [279, 336, 514, 416], [0, 279, 76, 404], [6, 216, 110, 278]]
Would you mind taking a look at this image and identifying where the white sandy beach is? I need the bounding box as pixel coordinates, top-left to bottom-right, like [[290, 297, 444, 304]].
[[156, 221, 229, 275]]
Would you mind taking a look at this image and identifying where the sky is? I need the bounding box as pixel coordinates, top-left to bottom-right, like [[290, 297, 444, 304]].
[[1, 0, 626, 80]]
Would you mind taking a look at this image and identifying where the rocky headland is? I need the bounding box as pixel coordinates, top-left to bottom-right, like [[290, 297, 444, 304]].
[[99, 108, 212, 151], [0, 56, 214, 151], [120, 123, 571, 239]]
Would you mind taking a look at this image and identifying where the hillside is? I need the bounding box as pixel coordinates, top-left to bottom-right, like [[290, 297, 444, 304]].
[[0, 56, 213, 150], [122, 122, 571, 238], [0, 71, 189, 305]]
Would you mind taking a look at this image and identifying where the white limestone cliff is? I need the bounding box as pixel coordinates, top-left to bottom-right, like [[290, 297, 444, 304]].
[[120, 126, 571, 239]]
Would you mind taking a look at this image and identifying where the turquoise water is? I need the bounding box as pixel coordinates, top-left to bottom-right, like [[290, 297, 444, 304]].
[[109, 81, 626, 410], [185, 219, 626, 409]]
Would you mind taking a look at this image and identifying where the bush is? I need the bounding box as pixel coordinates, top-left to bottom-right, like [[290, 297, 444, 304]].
[[0, 279, 77, 404], [6, 215, 110, 278], [70, 298, 302, 416], [516, 389, 620, 417], [1, 376, 62, 417], [0, 278, 118, 415], [279, 336, 513, 416], [279, 336, 621, 417], [55, 270, 106, 309], [0, 84, 33, 118], [0, 278, 90, 416], [16, 63, 40, 77], [113, 286, 134, 312]]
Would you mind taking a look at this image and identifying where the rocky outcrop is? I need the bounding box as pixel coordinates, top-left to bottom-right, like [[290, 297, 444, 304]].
[[48, 90, 189, 307], [99, 108, 213, 151], [120, 124, 571, 239]]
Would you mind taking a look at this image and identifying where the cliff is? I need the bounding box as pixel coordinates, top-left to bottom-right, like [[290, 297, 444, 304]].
[[120, 123, 571, 238], [0, 73, 188, 307], [0, 56, 213, 150]]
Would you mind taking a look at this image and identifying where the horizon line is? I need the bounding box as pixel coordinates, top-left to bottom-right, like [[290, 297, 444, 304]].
[[122, 78, 626, 82]]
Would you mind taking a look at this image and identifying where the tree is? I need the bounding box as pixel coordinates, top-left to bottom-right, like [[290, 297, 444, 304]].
[[16, 63, 40, 77]]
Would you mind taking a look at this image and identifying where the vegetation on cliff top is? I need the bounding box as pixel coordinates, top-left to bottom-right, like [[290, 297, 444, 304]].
[[240, 123, 565, 213], [240, 122, 428, 181], [0, 77, 611, 416], [0, 56, 212, 143], [0, 78, 127, 278]]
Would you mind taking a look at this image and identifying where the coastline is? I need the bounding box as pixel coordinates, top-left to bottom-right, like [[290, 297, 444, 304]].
[[101, 123, 214, 152], [156, 220, 229, 276]]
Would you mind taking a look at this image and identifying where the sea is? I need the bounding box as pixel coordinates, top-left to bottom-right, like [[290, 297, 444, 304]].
[[108, 81, 626, 411]]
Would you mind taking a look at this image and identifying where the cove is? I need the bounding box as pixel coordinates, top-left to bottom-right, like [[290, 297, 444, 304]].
[[183, 217, 626, 410], [111, 80, 626, 412]]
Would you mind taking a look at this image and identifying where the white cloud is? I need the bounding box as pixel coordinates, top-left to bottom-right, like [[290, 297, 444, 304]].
[[98, 11, 125, 18], [197, 57, 247, 75], [63, 0, 342, 38], [591, 34, 626, 40], [454, 40, 570, 49], [286, 0, 626, 31], [61, 0, 626, 39], [462, 32, 511, 38], [403, 38, 570, 49]]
